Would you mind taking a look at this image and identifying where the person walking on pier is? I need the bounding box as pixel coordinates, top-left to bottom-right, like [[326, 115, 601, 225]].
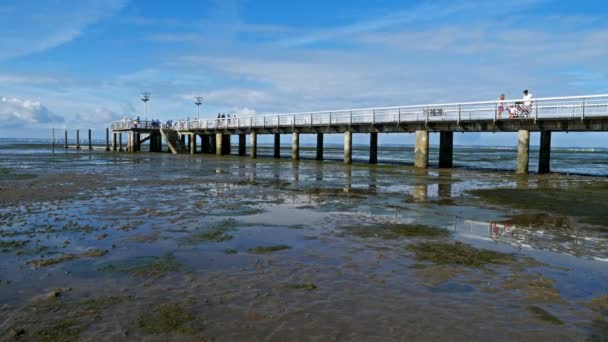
[[496, 94, 507, 119]]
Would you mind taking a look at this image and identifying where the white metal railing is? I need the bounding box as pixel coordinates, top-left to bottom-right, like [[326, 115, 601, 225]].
[[112, 94, 608, 131]]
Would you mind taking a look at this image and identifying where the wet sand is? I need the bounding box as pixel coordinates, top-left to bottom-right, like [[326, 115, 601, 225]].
[[0, 152, 607, 341]]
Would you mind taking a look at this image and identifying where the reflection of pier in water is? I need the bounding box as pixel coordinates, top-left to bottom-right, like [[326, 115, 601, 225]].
[[452, 219, 608, 261]]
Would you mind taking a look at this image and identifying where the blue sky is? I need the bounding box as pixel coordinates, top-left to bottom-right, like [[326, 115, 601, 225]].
[[0, 0, 607, 146]]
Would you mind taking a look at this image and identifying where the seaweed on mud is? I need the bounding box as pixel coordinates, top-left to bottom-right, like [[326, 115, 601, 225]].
[[181, 220, 237, 244], [247, 245, 291, 254], [502, 273, 564, 303], [28, 249, 108, 269], [0, 168, 37, 181], [407, 241, 516, 267], [286, 283, 317, 290], [137, 303, 199, 335], [0, 239, 29, 252], [223, 249, 238, 254], [527, 306, 564, 325], [585, 294, 608, 316], [9, 294, 128, 342], [98, 253, 182, 277], [469, 186, 608, 227], [344, 223, 449, 240]]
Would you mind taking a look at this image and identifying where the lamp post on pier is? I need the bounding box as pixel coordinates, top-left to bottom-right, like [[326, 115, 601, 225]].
[[194, 96, 203, 120], [141, 92, 151, 121]]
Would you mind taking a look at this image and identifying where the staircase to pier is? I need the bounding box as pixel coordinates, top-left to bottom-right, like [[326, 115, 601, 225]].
[[160, 128, 188, 154]]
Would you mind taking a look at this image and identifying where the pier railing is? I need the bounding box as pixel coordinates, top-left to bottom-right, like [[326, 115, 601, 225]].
[[112, 94, 608, 131]]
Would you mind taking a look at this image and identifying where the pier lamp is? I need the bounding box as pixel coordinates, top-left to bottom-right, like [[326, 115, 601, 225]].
[[141, 92, 151, 121], [194, 96, 203, 120]]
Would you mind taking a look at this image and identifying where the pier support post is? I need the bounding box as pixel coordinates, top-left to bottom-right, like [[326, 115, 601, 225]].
[[439, 131, 454, 168], [190, 134, 196, 154], [292, 132, 300, 161], [88, 129, 93, 151], [112, 133, 117, 151], [414, 130, 429, 169], [119, 133, 123, 152], [64, 130, 68, 149], [344, 131, 352, 165], [316, 133, 324, 161], [76, 130, 81, 150], [517, 130, 530, 175], [274, 133, 281, 159], [215, 133, 223, 156], [222, 135, 231, 155], [128, 132, 134, 153], [250, 132, 257, 158], [369, 132, 378, 164], [105, 128, 110, 151], [238, 134, 246, 156], [538, 131, 551, 174]]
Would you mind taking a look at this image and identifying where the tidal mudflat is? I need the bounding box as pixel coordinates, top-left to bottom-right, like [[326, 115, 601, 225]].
[[0, 150, 607, 341]]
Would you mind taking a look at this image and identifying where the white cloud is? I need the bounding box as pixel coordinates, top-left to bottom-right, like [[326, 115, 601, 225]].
[[0, 96, 63, 126]]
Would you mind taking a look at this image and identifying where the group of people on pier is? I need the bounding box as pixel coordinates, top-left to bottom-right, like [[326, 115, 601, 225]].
[[497, 89, 534, 119]]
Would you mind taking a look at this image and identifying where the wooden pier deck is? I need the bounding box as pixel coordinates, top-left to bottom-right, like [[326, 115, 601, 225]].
[[109, 94, 608, 174]]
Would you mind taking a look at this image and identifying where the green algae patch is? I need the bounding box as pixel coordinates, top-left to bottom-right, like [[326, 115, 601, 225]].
[[223, 249, 238, 254], [527, 306, 564, 325], [469, 186, 608, 227], [0, 239, 29, 253], [137, 303, 199, 335], [28, 249, 108, 269], [248, 245, 291, 254], [345, 223, 449, 240], [0, 168, 37, 181], [407, 241, 515, 267], [98, 253, 182, 278], [286, 283, 317, 290], [584, 294, 608, 315], [181, 220, 237, 244], [502, 273, 564, 303]]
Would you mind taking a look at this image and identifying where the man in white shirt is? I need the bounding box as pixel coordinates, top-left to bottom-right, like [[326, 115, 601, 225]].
[[523, 89, 533, 106]]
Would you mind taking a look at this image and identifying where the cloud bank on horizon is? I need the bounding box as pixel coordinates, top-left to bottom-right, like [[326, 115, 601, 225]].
[[0, 0, 607, 145]]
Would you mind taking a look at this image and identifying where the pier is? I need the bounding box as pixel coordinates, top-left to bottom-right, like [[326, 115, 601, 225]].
[[110, 94, 608, 174]]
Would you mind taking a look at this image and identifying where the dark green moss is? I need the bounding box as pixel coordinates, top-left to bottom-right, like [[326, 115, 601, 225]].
[[407, 241, 516, 267], [28, 249, 107, 268], [286, 283, 317, 290], [247, 245, 291, 254], [98, 253, 182, 277], [137, 303, 197, 335], [527, 306, 564, 325], [345, 223, 449, 239]]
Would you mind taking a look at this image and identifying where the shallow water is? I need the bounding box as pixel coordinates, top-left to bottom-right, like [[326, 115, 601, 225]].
[[0, 144, 607, 340]]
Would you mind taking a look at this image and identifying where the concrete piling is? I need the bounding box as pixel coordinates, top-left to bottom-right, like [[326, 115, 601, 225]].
[[76, 130, 81, 150], [414, 130, 429, 169], [292, 132, 300, 161], [119, 133, 123, 152], [316, 133, 324, 161], [190, 134, 196, 154], [112, 133, 117, 151], [517, 129, 530, 175], [538, 131, 551, 174], [439, 131, 454, 168], [250, 132, 257, 158], [344, 131, 352, 165], [274, 133, 281, 159], [369, 132, 378, 164], [215, 133, 223, 156], [88, 129, 93, 151], [238, 134, 246, 156]]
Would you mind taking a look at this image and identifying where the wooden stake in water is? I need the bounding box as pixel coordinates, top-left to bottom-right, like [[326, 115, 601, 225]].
[[52, 128, 55, 153]]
